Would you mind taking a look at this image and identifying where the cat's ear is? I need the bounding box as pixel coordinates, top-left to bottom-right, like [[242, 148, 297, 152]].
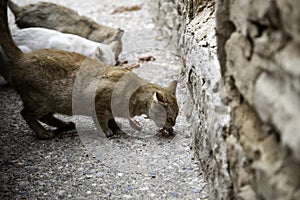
[[153, 92, 159, 104], [96, 46, 104, 56], [167, 80, 177, 96], [116, 28, 124, 39], [90, 47, 103, 60], [109, 41, 122, 60], [152, 92, 164, 104], [93, 47, 104, 59], [109, 41, 120, 53]]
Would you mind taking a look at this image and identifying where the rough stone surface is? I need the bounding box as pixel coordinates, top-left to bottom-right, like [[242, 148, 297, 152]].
[[150, 0, 231, 199], [0, 0, 208, 199], [151, 0, 300, 199], [217, 0, 300, 199]]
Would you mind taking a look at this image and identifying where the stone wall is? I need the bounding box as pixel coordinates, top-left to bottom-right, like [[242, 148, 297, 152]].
[[217, 0, 300, 199], [150, 0, 233, 199], [150, 0, 300, 199]]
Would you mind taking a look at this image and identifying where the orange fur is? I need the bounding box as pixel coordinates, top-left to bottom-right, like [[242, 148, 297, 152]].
[[0, 0, 178, 139]]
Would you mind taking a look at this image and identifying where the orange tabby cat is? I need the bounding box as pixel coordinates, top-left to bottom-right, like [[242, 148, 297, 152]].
[[0, 0, 179, 139]]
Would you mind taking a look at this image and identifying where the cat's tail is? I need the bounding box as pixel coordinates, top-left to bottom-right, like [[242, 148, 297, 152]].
[[0, 0, 23, 60], [7, 0, 23, 16]]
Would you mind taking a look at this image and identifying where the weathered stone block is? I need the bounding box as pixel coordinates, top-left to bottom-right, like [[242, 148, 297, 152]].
[[218, 0, 300, 199], [276, 0, 300, 44], [225, 32, 259, 105], [255, 73, 300, 161], [275, 42, 300, 77]]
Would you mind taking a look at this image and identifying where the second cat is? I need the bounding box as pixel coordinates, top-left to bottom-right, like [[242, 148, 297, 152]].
[[12, 27, 119, 65]]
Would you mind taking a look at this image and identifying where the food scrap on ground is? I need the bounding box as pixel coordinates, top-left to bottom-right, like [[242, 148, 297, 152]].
[[122, 63, 141, 70], [138, 55, 156, 62], [155, 35, 165, 41], [117, 60, 128, 66], [112, 5, 142, 14], [158, 127, 175, 137], [118, 55, 156, 70]]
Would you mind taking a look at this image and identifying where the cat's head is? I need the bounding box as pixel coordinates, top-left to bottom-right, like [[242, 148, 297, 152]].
[[148, 81, 179, 129]]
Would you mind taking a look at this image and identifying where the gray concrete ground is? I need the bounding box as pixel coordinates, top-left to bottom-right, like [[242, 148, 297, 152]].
[[1, 0, 208, 199]]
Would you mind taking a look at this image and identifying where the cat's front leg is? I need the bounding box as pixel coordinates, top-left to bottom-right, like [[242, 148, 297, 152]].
[[108, 118, 123, 132], [21, 109, 55, 139], [96, 116, 114, 138], [39, 113, 76, 133]]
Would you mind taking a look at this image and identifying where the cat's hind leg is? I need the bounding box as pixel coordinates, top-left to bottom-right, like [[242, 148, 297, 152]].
[[21, 109, 54, 139], [95, 115, 114, 138], [108, 118, 121, 131], [39, 113, 76, 133]]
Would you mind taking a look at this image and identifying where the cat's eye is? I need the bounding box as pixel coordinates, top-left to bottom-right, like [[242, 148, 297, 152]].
[[168, 117, 174, 124]]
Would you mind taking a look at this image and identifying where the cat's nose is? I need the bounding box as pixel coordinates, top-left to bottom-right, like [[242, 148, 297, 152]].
[[166, 118, 175, 127], [156, 122, 164, 128], [164, 121, 174, 128]]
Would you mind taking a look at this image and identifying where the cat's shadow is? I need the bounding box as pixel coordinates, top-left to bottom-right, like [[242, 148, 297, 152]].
[[109, 129, 177, 140]]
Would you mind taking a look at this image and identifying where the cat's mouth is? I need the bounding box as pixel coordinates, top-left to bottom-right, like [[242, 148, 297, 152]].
[[154, 120, 175, 129], [155, 122, 165, 128], [159, 126, 175, 136]]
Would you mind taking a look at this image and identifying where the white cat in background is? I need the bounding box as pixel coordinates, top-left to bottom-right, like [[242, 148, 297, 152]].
[[12, 27, 118, 65]]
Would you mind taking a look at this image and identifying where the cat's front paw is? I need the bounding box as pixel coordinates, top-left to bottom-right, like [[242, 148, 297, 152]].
[[36, 130, 55, 139], [54, 122, 76, 133], [105, 129, 114, 138]]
